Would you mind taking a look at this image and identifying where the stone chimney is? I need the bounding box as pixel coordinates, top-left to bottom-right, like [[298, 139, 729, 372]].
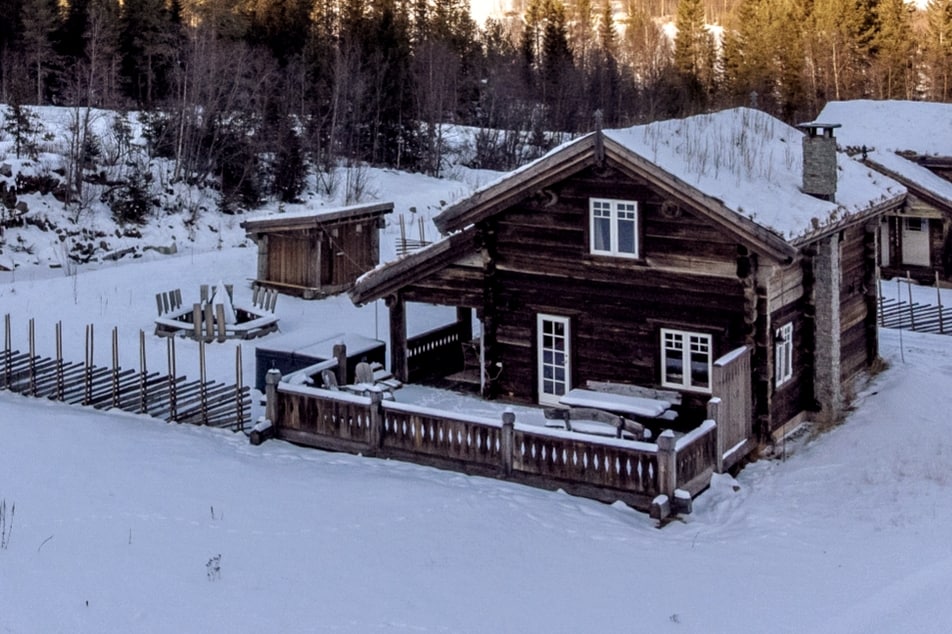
[[798, 122, 841, 202]]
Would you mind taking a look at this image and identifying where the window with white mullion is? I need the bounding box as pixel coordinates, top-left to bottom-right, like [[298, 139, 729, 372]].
[[775, 322, 794, 387], [590, 198, 639, 258], [661, 328, 712, 393]]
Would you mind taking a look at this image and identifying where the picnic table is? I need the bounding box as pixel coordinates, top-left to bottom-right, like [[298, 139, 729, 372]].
[[558, 388, 671, 419]]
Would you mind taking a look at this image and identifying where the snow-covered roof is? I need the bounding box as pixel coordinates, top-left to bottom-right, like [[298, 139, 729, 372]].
[[602, 108, 905, 242], [817, 100, 952, 157], [241, 201, 393, 231], [865, 150, 952, 209], [436, 108, 904, 245]]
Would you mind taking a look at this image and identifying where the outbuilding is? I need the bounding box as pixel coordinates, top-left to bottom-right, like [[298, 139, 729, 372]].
[[242, 202, 393, 299]]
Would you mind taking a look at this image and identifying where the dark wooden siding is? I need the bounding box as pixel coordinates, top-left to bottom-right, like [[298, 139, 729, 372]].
[[769, 294, 812, 430], [474, 165, 752, 420], [268, 233, 315, 287], [839, 223, 877, 382]]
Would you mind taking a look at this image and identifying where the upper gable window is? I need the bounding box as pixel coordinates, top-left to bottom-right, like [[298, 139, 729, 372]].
[[590, 198, 639, 258]]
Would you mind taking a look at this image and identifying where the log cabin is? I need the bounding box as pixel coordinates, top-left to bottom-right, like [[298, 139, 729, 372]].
[[817, 100, 952, 285], [350, 108, 906, 446], [242, 202, 393, 299]]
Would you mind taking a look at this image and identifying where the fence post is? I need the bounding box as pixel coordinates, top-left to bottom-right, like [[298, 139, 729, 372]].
[[55, 321, 64, 401], [84, 324, 94, 406], [111, 327, 120, 409], [167, 336, 177, 422], [265, 369, 282, 427], [333, 342, 347, 386], [657, 430, 677, 498], [707, 397, 722, 473], [139, 330, 148, 413], [28, 318, 36, 396], [501, 408, 515, 477], [369, 390, 383, 452], [235, 344, 244, 432], [3, 314, 10, 389]]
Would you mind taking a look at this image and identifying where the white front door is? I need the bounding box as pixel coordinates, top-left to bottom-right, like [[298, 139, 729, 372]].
[[537, 314, 571, 406], [901, 217, 931, 267]]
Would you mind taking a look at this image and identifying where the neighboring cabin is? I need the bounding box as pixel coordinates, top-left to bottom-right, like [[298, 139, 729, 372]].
[[350, 108, 905, 444], [818, 100, 952, 285], [241, 202, 392, 299]]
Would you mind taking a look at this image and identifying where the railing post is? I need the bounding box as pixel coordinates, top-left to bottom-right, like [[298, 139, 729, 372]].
[[369, 390, 384, 452], [265, 369, 282, 427], [707, 397, 723, 473], [333, 342, 347, 386], [501, 408, 515, 477], [656, 430, 677, 498]]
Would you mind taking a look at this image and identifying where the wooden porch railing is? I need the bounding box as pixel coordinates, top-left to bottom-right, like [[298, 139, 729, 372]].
[[405, 322, 465, 383], [266, 371, 718, 514]]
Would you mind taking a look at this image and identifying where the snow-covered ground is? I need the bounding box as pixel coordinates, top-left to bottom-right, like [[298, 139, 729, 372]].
[[3, 104, 952, 632], [2, 315, 952, 632]]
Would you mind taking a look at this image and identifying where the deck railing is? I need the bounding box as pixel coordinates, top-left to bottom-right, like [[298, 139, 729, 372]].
[[267, 371, 717, 513], [405, 322, 465, 382]]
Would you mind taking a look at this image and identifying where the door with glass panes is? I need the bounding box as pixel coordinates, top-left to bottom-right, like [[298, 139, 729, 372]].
[[537, 314, 571, 406]]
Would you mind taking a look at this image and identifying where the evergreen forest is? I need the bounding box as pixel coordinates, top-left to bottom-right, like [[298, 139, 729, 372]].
[[1, 0, 950, 198]]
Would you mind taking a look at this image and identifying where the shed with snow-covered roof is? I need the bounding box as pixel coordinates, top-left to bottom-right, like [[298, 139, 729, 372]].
[[817, 100, 952, 284], [351, 108, 905, 451], [241, 202, 392, 299]]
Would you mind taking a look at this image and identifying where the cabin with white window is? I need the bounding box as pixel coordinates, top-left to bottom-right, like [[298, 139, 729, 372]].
[[817, 100, 952, 284], [351, 108, 905, 445]]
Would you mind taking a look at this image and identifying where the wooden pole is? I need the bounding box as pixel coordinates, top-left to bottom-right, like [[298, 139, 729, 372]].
[[937, 271, 945, 335], [235, 344, 244, 432], [192, 303, 202, 340], [906, 271, 915, 330], [139, 330, 148, 413], [111, 327, 120, 409], [500, 408, 515, 477], [215, 304, 226, 343], [204, 303, 214, 342], [55, 321, 64, 401], [3, 314, 10, 389], [877, 278, 884, 327], [85, 324, 94, 405], [28, 318, 36, 396], [200, 339, 207, 425], [167, 336, 177, 421]]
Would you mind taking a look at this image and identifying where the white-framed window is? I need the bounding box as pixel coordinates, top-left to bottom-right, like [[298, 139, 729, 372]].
[[661, 328, 712, 393], [775, 322, 794, 387], [590, 198, 639, 258], [537, 314, 571, 406]]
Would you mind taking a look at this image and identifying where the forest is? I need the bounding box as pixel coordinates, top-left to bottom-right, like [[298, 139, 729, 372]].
[[0, 0, 950, 210]]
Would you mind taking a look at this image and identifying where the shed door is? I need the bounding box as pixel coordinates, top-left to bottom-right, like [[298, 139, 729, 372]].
[[537, 314, 571, 406], [901, 217, 930, 267], [268, 234, 312, 287]]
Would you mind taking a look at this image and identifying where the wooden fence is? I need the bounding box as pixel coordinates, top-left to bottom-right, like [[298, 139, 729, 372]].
[[1, 314, 251, 431], [877, 275, 951, 335], [711, 346, 754, 472], [267, 371, 718, 513]]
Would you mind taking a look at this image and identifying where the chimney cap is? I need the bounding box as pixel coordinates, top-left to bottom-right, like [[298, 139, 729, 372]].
[[797, 122, 841, 137]]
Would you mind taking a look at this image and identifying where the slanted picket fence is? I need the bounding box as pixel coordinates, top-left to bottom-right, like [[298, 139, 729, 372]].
[[1, 314, 251, 430]]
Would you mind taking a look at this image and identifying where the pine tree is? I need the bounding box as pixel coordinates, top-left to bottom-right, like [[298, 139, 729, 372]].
[[872, 0, 915, 99], [673, 0, 716, 110], [923, 0, 952, 100], [19, 0, 59, 104]]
